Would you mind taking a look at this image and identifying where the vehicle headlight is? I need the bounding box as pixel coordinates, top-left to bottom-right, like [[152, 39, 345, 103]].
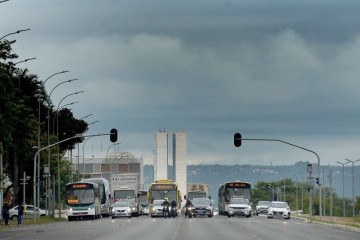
[[68, 208, 73, 212], [88, 207, 94, 211]]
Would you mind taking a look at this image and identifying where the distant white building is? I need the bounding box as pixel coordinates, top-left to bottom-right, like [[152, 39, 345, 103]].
[[154, 131, 168, 181], [173, 131, 187, 199], [72, 153, 143, 187]]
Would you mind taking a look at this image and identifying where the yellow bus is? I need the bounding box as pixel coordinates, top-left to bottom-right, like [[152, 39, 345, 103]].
[[147, 179, 182, 209]]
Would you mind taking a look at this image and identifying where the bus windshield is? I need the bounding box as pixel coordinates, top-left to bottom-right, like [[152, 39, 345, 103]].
[[150, 190, 177, 202], [188, 192, 206, 200], [225, 187, 251, 202], [66, 189, 95, 205], [114, 190, 134, 200], [139, 195, 148, 206]]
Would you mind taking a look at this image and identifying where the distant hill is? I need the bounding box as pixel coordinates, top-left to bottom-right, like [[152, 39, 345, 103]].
[[143, 162, 359, 200]]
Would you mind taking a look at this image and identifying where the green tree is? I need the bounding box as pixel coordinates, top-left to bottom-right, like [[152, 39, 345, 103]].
[[355, 196, 360, 215], [0, 39, 88, 206]]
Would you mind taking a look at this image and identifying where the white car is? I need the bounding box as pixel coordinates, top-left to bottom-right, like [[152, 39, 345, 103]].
[[267, 201, 291, 219], [111, 201, 132, 218], [9, 205, 47, 220], [227, 197, 252, 218], [150, 199, 165, 217], [140, 205, 150, 215], [255, 201, 270, 215]]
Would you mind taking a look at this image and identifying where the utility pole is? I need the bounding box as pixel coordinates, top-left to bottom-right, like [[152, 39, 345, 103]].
[[300, 172, 304, 215], [322, 166, 329, 216], [234, 135, 322, 220], [307, 163, 313, 217], [345, 158, 360, 218], [20, 172, 30, 206], [329, 167, 333, 219], [337, 161, 348, 217]]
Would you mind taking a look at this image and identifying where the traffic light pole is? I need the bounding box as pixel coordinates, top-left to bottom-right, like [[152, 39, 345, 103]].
[[32, 131, 115, 221], [237, 137, 322, 220]]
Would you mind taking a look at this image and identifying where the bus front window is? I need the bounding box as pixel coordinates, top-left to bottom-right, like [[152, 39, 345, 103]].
[[227, 188, 251, 200], [67, 189, 95, 205], [151, 190, 176, 202]]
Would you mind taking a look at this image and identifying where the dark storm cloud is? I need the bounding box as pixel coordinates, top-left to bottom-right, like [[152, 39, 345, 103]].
[[1, 0, 360, 165]]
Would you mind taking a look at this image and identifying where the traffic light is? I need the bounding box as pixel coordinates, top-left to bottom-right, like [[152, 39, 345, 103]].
[[315, 177, 320, 186], [234, 133, 242, 147], [110, 128, 118, 142]]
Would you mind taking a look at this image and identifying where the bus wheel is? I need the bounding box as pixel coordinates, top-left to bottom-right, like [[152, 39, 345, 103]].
[[68, 216, 73, 221]]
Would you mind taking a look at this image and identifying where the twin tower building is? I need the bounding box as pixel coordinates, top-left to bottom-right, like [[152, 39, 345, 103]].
[[154, 131, 187, 198]]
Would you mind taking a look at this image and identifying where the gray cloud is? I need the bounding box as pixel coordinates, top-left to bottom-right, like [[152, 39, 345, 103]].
[[2, 0, 360, 165]]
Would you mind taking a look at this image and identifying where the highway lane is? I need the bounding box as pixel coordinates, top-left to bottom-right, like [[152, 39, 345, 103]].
[[0, 215, 359, 240]]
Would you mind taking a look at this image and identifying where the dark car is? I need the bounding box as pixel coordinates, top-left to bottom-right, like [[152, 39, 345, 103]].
[[192, 198, 214, 217]]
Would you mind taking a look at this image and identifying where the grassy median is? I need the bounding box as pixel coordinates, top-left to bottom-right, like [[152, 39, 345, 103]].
[[0, 216, 66, 230], [299, 215, 360, 229]]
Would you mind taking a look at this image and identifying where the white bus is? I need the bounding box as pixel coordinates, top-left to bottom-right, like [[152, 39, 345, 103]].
[[218, 181, 252, 215], [81, 178, 111, 217], [65, 182, 101, 221]]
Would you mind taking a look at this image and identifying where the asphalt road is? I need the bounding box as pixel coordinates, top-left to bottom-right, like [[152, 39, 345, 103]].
[[0, 215, 359, 240]]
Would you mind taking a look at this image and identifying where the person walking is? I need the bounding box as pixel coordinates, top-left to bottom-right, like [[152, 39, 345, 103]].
[[2, 203, 10, 226], [17, 204, 24, 225]]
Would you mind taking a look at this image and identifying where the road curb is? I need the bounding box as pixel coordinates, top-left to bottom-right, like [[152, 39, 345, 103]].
[[293, 216, 360, 232]]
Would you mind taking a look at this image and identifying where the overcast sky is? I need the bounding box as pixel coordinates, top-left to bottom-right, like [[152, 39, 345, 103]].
[[2, 0, 360, 166]]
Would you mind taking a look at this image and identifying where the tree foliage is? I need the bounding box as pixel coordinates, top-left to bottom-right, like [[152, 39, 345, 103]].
[[0, 39, 88, 205], [252, 179, 358, 217]]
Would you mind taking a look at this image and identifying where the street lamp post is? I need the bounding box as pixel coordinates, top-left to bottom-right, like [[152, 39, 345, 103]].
[[82, 133, 101, 179], [43, 70, 69, 216], [283, 179, 286, 202], [267, 184, 274, 201], [55, 91, 83, 218], [80, 114, 93, 120], [74, 114, 94, 180], [88, 120, 99, 126], [295, 171, 304, 215], [106, 143, 121, 163], [33, 88, 44, 221], [291, 174, 299, 212], [328, 166, 333, 218], [13, 57, 36, 65], [337, 161, 349, 217], [321, 165, 330, 216], [307, 163, 313, 216], [345, 158, 360, 218], [20, 172, 30, 206], [0, 28, 30, 41]]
